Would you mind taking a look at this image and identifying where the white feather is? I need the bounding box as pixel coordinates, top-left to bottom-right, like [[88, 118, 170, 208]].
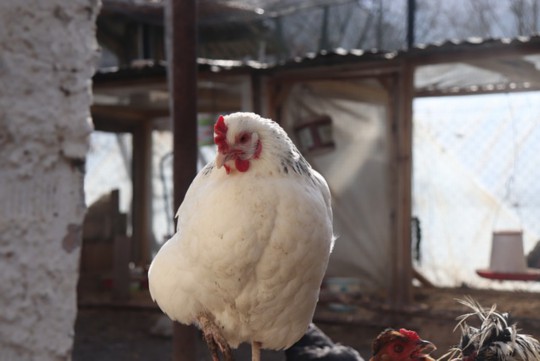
[[148, 112, 334, 350]]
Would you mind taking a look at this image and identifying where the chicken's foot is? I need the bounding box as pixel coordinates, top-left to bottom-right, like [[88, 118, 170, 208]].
[[198, 314, 233, 361], [251, 341, 261, 361]]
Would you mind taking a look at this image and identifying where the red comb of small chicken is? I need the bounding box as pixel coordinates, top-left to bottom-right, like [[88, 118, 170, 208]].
[[399, 329, 421, 342], [370, 328, 436, 361]]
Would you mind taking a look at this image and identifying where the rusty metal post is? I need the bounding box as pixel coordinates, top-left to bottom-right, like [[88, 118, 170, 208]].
[[168, 0, 198, 359]]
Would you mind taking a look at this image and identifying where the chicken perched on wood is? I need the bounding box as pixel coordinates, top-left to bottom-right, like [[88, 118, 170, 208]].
[[446, 297, 540, 361], [148, 112, 334, 361], [370, 328, 436, 361], [285, 324, 435, 361]]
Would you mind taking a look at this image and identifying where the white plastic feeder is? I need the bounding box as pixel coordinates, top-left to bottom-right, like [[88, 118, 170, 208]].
[[489, 230, 527, 273]]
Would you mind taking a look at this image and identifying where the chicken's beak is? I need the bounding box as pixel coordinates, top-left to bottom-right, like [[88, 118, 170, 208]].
[[414, 339, 436, 360], [418, 340, 436, 351], [215, 151, 231, 169]]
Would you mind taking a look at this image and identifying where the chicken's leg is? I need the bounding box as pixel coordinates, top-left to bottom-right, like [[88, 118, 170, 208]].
[[251, 341, 261, 361], [197, 314, 233, 361]]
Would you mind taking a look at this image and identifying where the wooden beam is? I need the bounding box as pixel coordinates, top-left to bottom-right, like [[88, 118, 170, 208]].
[[131, 121, 153, 267], [389, 62, 414, 309], [168, 0, 198, 360], [93, 74, 167, 91], [92, 116, 138, 133], [92, 104, 169, 119]]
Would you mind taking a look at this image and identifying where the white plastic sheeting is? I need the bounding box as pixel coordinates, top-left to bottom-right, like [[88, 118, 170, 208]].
[[413, 92, 540, 290], [281, 80, 393, 293], [85, 86, 540, 294]]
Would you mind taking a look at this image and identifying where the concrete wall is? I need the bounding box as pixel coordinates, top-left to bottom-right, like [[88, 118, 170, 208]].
[[0, 1, 100, 360]]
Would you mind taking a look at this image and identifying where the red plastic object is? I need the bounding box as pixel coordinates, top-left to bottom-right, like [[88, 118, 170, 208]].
[[476, 268, 540, 281]]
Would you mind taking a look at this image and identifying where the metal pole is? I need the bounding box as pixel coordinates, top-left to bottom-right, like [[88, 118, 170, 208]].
[[407, 0, 416, 49], [168, 0, 198, 359]]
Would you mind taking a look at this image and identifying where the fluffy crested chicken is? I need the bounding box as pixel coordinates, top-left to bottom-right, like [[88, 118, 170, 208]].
[[370, 328, 436, 361], [445, 297, 540, 361], [285, 323, 365, 361], [148, 112, 334, 361]]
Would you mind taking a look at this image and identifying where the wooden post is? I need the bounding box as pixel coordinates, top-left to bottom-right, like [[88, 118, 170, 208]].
[[168, 0, 198, 360], [132, 121, 153, 266], [113, 235, 131, 301], [390, 61, 414, 308]]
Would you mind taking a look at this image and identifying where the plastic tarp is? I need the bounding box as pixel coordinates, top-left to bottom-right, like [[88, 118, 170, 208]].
[[281, 80, 393, 293], [86, 82, 540, 294]]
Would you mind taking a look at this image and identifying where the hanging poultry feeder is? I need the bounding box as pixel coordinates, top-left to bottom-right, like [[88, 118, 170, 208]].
[[294, 114, 335, 155], [476, 230, 540, 281], [489, 230, 527, 273]]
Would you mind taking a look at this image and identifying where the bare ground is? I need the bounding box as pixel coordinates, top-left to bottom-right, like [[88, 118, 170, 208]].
[[73, 286, 540, 361]]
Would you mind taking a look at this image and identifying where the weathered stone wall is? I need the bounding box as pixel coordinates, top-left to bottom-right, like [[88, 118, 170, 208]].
[[0, 1, 100, 360]]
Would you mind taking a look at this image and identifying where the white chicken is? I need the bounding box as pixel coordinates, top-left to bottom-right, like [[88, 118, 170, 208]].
[[148, 112, 334, 361]]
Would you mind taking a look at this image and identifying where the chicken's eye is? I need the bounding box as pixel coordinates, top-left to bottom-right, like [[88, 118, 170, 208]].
[[238, 133, 250, 144], [393, 344, 404, 353]]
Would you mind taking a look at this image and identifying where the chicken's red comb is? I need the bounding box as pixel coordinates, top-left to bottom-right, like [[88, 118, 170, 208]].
[[214, 115, 229, 152], [399, 329, 420, 341]]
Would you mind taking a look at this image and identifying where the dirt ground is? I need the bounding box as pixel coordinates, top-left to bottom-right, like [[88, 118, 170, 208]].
[[73, 286, 540, 361], [72, 306, 286, 361]]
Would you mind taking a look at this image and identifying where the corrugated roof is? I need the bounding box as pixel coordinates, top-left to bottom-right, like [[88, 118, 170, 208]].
[[101, 0, 540, 64], [411, 35, 540, 54], [94, 35, 540, 96], [95, 35, 540, 72]]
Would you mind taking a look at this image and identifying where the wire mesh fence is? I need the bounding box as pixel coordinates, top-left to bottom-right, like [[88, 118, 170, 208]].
[[413, 91, 540, 288], [196, 0, 540, 62]]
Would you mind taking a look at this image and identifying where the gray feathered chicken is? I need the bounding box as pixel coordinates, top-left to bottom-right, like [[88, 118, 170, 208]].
[[285, 324, 436, 361], [446, 297, 540, 361], [285, 323, 364, 361]]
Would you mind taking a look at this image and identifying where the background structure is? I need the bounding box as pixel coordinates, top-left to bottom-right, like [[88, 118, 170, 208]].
[[0, 0, 100, 359]]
